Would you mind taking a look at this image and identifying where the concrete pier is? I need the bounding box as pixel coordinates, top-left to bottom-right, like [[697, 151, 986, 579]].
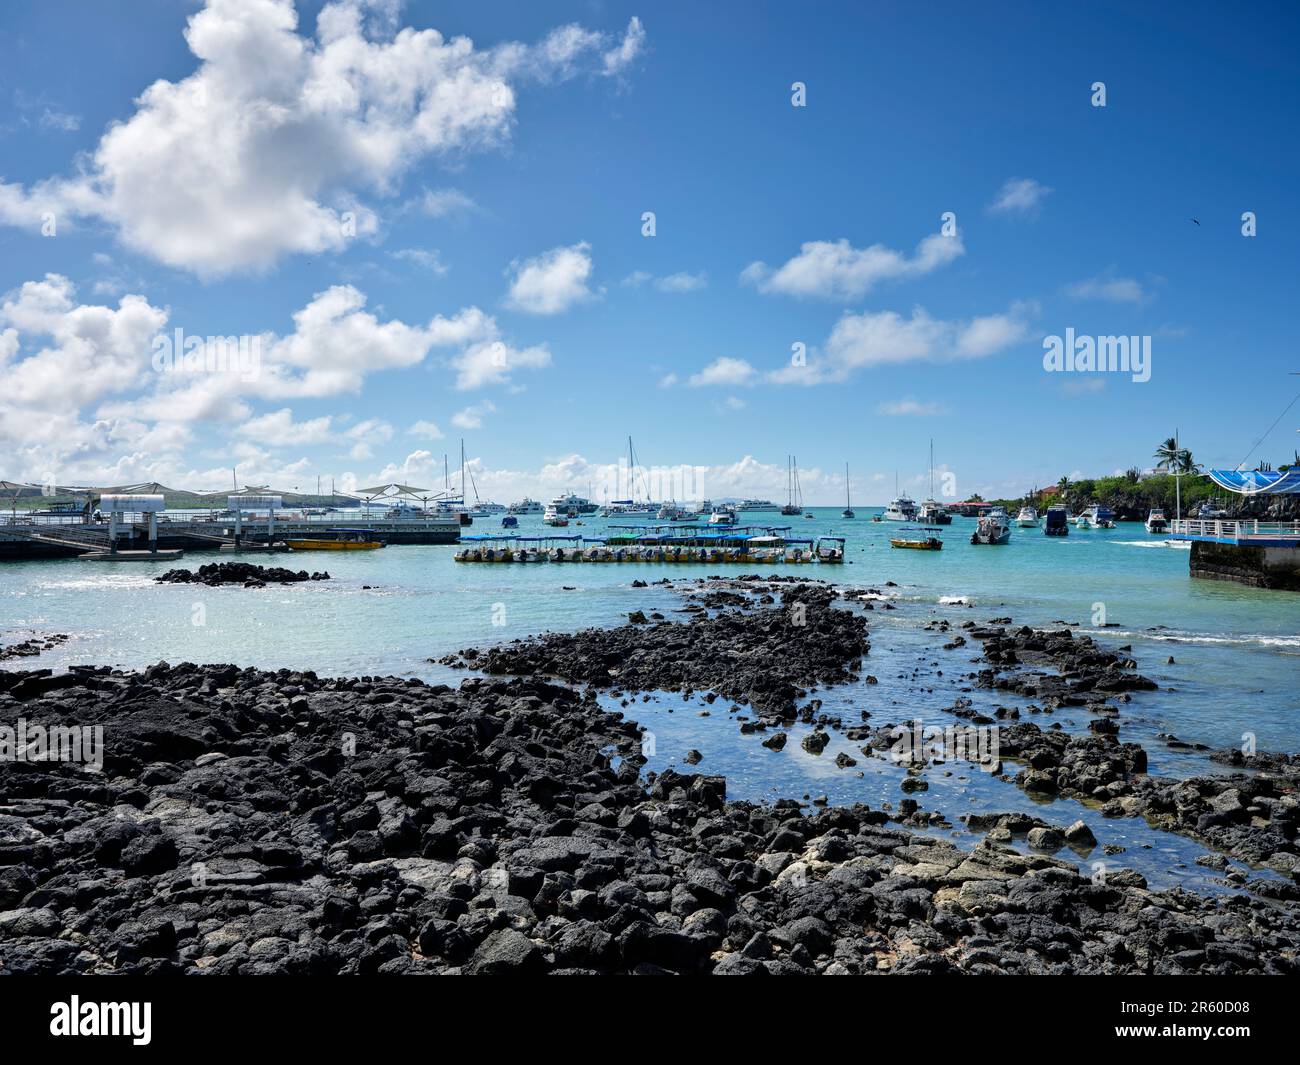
[[0, 515, 461, 562], [1172, 519, 1300, 591]]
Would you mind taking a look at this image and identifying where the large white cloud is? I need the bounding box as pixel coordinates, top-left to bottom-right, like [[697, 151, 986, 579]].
[[505, 241, 598, 315], [0, 274, 167, 409], [0, 273, 550, 484], [768, 303, 1033, 385], [742, 230, 963, 300], [0, 0, 645, 276]]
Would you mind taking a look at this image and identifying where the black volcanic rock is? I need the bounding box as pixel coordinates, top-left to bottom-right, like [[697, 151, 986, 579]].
[[155, 563, 329, 586]]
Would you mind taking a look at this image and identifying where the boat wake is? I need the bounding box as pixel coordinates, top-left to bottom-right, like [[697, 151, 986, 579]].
[[938, 595, 971, 605], [1112, 539, 1191, 550]]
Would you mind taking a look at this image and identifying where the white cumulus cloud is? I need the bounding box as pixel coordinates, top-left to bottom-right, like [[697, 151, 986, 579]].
[[741, 230, 964, 300], [505, 241, 597, 315], [0, 0, 646, 276]]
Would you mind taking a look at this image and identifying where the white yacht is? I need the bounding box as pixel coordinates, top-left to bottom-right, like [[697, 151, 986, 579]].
[[882, 494, 919, 521], [547, 492, 597, 517], [736, 499, 778, 512], [508, 497, 543, 514], [1015, 506, 1038, 527], [657, 501, 688, 521], [1076, 504, 1116, 529], [1145, 508, 1169, 534], [970, 506, 1012, 545], [542, 503, 570, 527], [708, 505, 737, 525]]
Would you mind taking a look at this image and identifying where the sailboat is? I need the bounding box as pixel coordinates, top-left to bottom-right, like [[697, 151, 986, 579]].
[[842, 463, 855, 519], [780, 455, 803, 515], [917, 439, 952, 525]]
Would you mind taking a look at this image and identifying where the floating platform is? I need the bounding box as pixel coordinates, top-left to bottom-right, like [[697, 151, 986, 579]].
[[78, 549, 185, 562], [454, 533, 844, 564], [219, 541, 291, 553]]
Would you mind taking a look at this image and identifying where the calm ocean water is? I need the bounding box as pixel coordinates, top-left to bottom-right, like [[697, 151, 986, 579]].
[[3, 508, 1296, 891]]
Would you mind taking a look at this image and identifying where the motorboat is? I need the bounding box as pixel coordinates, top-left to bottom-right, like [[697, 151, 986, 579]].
[[890, 526, 943, 550], [286, 529, 385, 551], [509, 497, 543, 514], [547, 492, 597, 516], [970, 507, 1011, 545], [501, 515, 518, 528], [736, 499, 778, 512], [882, 495, 918, 521], [1043, 505, 1070, 536], [1145, 508, 1169, 534], [917, 500, 952, 525], [815, 536, 846, 562], [657, 501, 688, 521], [708, 505, 737, 525], [1075, 504, 1115, 529], [1015, 506, 1038, 527], [542, 504, 570, 527]]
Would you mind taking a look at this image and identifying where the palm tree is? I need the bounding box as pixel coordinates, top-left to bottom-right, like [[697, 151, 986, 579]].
[[1056, 476, 1072, 499], [1154, 437, 1180, 471], [1155, 437, 1199, 474]]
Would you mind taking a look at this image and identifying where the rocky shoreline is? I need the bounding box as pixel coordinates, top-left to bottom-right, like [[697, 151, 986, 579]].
[[1, 580, 1298, 974]]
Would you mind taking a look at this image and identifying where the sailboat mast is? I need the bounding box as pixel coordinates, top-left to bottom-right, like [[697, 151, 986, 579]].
[[930, 439, 935, 499], [1175, 427, 1182, 520], [845, 462, 851, 508]]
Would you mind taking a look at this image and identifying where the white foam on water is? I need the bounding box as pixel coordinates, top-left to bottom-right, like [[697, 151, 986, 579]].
[[938, 595, 971, 605], [1084, 628, 1300, 649], [1112, 540, 1191, 550], [37, 574, 155, 591]]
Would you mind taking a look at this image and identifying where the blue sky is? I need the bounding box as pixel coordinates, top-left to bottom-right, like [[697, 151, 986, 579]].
[[1, 0, 1297, 504]]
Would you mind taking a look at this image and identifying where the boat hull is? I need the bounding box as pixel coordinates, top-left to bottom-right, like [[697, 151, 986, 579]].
[[285, 539, 383, 551], [890, 538, 942, 550]]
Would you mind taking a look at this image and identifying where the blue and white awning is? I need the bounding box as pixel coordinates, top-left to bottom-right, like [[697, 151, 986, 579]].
[[1206, 469, 1300, 495]]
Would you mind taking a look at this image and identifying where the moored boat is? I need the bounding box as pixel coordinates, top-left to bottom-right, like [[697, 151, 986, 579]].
[[890, 526, 944, 550], [970, 507, 1011, 545], [882, 495, 918, 521], [780, 456, 804, 515], [1145, 508, 1169, 534], [1015, 506, 1038, 527], [286, 529, 385, 551], [1043, 505, 1070, 536], [918, 500, 952, 525], [918, 442, 952, 524]]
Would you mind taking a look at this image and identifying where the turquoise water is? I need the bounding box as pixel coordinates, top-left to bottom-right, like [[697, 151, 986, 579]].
[[2, 507, 1296, 892]]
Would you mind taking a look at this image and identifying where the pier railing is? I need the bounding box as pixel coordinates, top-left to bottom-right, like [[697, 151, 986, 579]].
[[1171, 518, 1300, 540]]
